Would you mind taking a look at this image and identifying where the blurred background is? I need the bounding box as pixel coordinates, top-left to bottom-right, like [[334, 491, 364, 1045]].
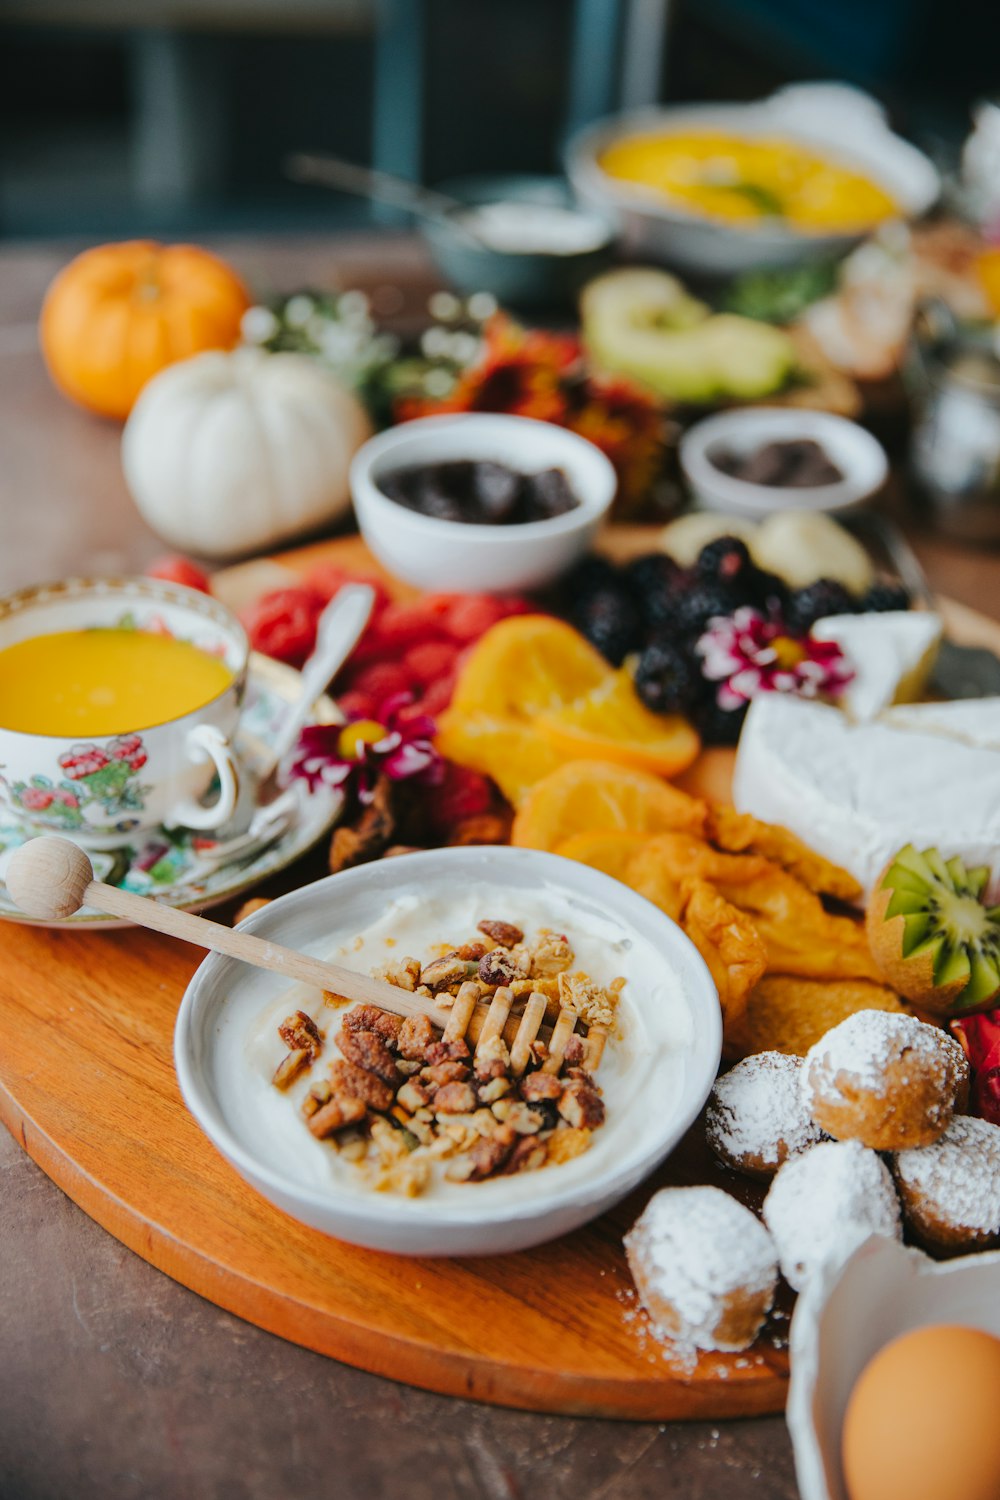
[[0, 0, 990, 240]]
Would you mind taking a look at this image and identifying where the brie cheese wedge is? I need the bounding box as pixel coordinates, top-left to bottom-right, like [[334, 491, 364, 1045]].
[[879, 697, 1000, 750], [733, 694, 1000, 900], [811, 610, 942, 722]]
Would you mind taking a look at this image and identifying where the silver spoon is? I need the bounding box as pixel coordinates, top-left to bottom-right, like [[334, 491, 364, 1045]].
[[285, 152, 487, 247]]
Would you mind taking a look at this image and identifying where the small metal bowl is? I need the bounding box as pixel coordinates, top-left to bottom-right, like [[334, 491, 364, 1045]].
[[421, 174, 615, 310]]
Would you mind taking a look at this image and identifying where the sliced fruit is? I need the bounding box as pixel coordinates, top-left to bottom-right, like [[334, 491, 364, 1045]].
[[555, 830, 685, 920], [512, 760, 707, 853], [866, 844, 1000, 1016], [535, 668, 700, 778], [448, 615, 609, 719], [434, 711, 561, 808]]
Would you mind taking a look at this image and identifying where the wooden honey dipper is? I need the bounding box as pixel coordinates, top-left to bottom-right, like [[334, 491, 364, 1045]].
[[6, 837, 605, 1069]]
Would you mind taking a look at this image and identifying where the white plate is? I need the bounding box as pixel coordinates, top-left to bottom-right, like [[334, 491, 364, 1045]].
[[174, 846, 722, 1256], [0, 654, 342, 929]]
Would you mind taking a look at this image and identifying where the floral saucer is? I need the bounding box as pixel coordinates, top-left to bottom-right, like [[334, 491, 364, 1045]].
[[0, 654, 343, 929]]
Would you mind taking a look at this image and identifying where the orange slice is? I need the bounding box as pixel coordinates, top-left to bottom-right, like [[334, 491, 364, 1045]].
[[449, 615, 610, 719], [434, 710, 562, 808], [536, 668, 700, 778], [512, 760, 707, 853]]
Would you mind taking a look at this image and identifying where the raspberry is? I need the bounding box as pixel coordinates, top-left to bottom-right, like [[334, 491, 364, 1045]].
[[348, 660, 414, 706], [443, 594, 507, 642], [241, 586, 324, 667], [419, 675, 457, 716], [303, 562, 392, 615], [375, 600, 447, 649], [145, 555, 211, 594], [404, 641, 459, 687], [427, 763, 493, 828]]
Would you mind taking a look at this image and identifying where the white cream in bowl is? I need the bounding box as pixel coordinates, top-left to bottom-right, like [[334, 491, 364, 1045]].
[[175, 848, 721, 1255]]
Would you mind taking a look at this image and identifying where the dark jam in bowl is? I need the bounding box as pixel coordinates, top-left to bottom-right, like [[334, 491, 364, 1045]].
[[377, 460, 580, 526], [710, 438, 845, 489]]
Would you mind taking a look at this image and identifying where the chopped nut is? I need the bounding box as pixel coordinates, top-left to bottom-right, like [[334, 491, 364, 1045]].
[[445, 1124, 516, 1182], [433, 1081, 477, 1115], [557, 971, 622, 1028], [491, 1098, 513, 1122], [445, 813, 510, 847], [455, 941, 488, 962], [328, 1058, 394, 1112], [322, 990, 353, 1011], [370, 1116, 407, 1161], [308, 1095, 367, 1138], [397, 1012, 436, 1060], [524, 929, 574, 977], [422, 1060, 470, 1088], [335, 1027, 401, 1086], [471, 1108, 500, 1136], [477, 949, 522, 988], [397, 1078, 432, 1113], [373, 1157, 431, 1196], [371, 956, 422, 992], [338, 1132, 368, 1163], [519, 1071, 563, 1103], [329, 776, 395, 873], [474, 1033, 510, 1072], [272, 1048, 310, 1091], [395, 1058, 422, 1077], [558, 1077, 606, 1129], [278, 1010, 323, 1060], [301, 1078, 332, 1117], [477, 919, 524, 948], [562, 1033, 586, 1067], [505, 1101, 544, 1135], [546, 1126, 593, 1164], [502, 1136, 548, 1175], [420, 955, 479, 992], [424, 1037, 470, 1066], [341, 1004, 403, 1045], [477, 1076, 511, 1105]]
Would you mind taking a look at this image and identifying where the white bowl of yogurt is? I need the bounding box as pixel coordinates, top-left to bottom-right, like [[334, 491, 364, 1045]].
[[174, 846, 721, 1257]]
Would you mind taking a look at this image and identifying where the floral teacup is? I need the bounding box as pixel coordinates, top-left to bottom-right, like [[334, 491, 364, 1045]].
[[0, 577, 249, 850]]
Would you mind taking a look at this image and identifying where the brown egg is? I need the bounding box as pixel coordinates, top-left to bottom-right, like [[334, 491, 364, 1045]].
[[842, 1324, 1000, 1500]]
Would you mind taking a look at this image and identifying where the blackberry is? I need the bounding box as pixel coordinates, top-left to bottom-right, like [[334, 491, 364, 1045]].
[[572, 589, 642, 666], [784, 579, 856, 634], [748, 568, 789, 617], [694, 695, 748, 748], [634, 641, 700, 715], [624, 552, 684, 598], [565, 555, 620, 602], [862, 580, 911, 613], [697, 536, 755, 590], [675, 583, 740, 639]]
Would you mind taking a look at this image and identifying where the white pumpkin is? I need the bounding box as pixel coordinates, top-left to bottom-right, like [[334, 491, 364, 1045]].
[[121, 347, 373, 558]]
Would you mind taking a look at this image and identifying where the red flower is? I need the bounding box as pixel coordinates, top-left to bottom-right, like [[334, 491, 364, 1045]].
[[59, 744, 109, 779], [697, 608, 855, 710], [284, 694, 443, 804]]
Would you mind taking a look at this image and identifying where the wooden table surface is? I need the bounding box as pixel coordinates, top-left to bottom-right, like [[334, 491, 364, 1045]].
[[1, 233, 998, 1500]]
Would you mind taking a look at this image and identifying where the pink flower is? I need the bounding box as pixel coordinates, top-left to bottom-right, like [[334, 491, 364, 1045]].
[[696, 607, 854, 711], [285, 694, 444, 805], [59, 744, 109, 779], [19, 786, 54, 811]]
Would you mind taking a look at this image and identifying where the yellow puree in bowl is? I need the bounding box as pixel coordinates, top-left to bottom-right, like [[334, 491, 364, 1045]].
[[0, 629, 234, 734], [599, 131, 898, 231]]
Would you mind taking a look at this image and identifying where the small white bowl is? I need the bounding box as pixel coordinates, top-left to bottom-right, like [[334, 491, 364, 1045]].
[[787, 1235, 1000, 1500], [174, 845, 721, 1257], [349, 414, 618, 593], [679, 408, 889, 517]]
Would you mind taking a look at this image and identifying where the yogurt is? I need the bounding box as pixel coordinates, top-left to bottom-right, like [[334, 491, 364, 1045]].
[[213, 881, 694, 1213]]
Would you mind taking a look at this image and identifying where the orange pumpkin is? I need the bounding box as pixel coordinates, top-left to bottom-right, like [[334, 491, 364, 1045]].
[[39, 240, 251, 420]]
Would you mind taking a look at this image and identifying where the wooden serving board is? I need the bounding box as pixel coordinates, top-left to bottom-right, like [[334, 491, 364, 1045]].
[[1, 532, 997, 1422]]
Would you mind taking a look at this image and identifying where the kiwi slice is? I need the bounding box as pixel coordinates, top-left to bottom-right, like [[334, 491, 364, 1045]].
[[866, 843, 1000, 1016]]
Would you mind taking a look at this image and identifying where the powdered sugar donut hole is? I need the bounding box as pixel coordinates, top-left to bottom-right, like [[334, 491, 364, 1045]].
[[892, 1115, 1000, 1254], [624, 1185, 778, 1355], [706, 1051, 826, 1179], [801, 1010, 969, 1152], [762, 1139, 901, 1292]]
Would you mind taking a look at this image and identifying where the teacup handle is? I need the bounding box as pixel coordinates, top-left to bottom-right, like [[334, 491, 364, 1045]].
[[166, 724, 240, 832]]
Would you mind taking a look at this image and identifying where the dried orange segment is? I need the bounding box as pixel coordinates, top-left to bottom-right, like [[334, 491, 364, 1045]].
[[449, 615, 610, 720], [435, 709, 561, 807], [512, 760, 707, 852], [557, 830, 684, 920], [536, 668, 700, 778]]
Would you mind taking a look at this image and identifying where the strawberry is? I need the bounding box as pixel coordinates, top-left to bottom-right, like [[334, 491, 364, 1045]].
[[145, 555, 212, 594], [241, 586, 324, 667], [403, 641, 459, 687]]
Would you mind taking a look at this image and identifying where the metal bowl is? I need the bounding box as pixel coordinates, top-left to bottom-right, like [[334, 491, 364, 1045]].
[[565, 88, 940, 278]]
